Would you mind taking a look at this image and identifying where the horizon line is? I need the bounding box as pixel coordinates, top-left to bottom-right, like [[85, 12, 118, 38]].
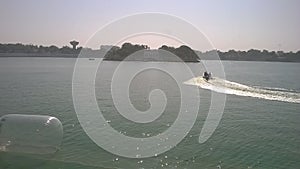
[[0, 42, 299, 53]]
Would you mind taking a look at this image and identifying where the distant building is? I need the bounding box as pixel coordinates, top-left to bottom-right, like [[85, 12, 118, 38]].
[[70, 40, 79, 50]]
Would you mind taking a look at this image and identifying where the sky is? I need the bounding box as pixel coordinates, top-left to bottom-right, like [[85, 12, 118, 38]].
[[0, 0, 299, 51]]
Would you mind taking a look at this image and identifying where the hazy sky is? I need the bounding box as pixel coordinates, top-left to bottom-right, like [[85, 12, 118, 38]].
[[0, 0, 299, 51]]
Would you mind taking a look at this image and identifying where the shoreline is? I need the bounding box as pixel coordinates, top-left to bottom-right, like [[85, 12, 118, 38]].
[[1, 53, 300, 63], [0, 53, 79, 58]]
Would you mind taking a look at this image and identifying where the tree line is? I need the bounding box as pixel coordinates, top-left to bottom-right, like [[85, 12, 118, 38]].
[[0, 43, 82, 54], [199, 49, 300, 62], [103, 43, 199, 62], [0, 42, 299, 62]]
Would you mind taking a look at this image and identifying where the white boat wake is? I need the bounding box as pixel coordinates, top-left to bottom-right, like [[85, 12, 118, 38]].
[[184, 77, 300, 104]]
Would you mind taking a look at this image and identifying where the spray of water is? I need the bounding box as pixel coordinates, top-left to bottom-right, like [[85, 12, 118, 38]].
[[185, 77, 300, 104]]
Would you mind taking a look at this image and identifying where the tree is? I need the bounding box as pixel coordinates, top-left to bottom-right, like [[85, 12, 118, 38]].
[[104, 42, 149, 61], [159, 45, 199, 62]]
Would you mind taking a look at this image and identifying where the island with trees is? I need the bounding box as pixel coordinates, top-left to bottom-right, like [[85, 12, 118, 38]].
[[103, 43, 200, 62], [0, 42, 299, 62]]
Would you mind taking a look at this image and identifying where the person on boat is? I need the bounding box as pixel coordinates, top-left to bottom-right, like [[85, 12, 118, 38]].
[[203, 71, 212, 81], [203, 71, 209, 81]]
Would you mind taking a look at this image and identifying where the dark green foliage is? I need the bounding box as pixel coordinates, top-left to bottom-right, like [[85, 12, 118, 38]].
[[104, 43, 149, 61], [104, 43, 199, 62], [0, 43, 81, 54], [0, 42, 299, 62]]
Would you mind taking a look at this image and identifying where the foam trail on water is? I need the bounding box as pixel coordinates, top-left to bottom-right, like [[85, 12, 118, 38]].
[[185, 77, 300, 104]]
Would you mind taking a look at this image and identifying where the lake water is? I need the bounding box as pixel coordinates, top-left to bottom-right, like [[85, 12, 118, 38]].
[[0, 57, 299, 169]]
